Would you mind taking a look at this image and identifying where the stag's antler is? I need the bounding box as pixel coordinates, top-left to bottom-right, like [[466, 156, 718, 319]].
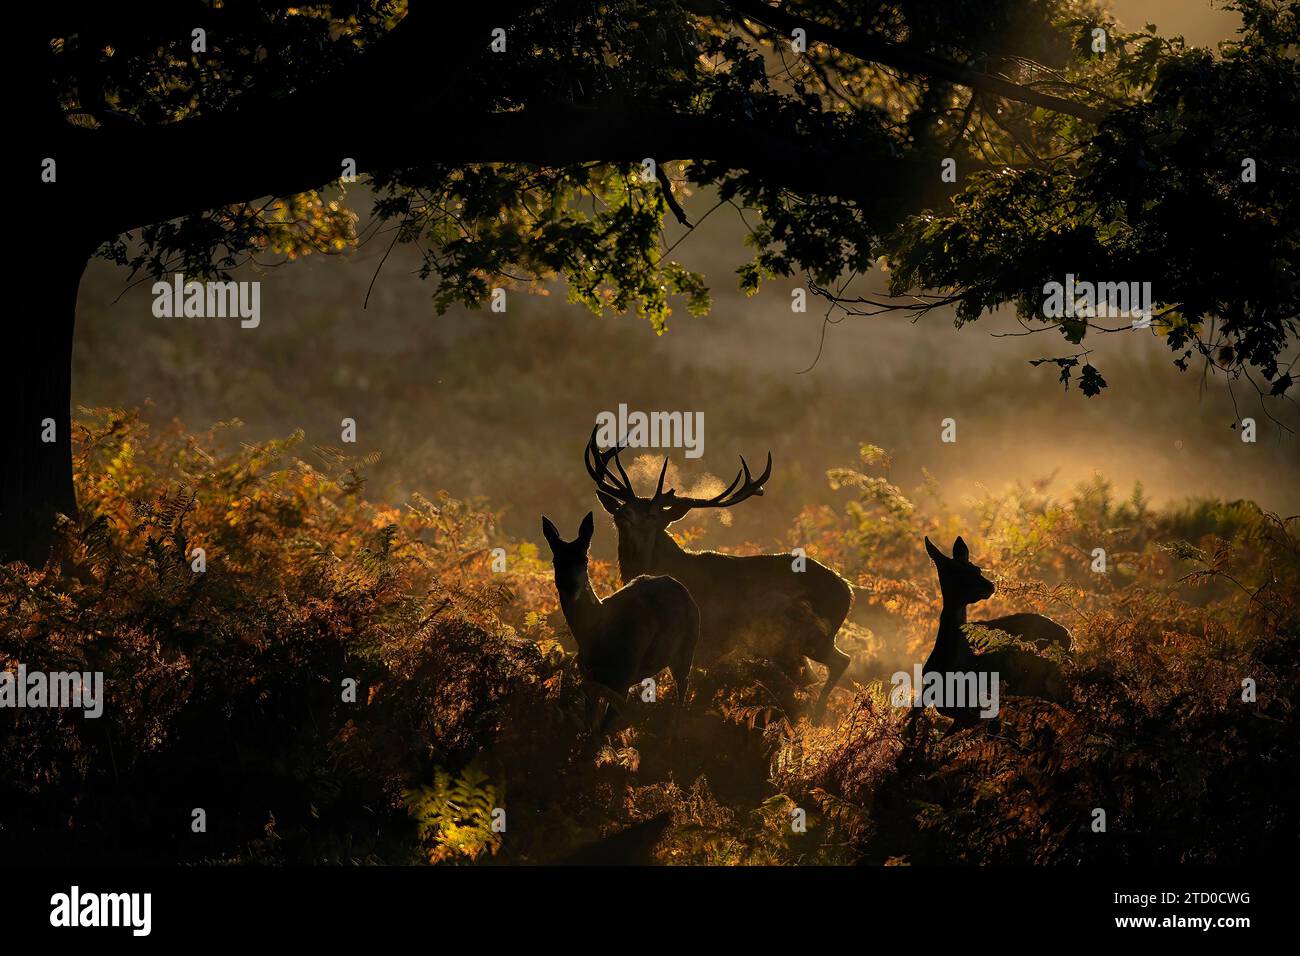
[[585, 428, 638, 504], [586, 428, 772, 514], [655, 451, 772, 511]]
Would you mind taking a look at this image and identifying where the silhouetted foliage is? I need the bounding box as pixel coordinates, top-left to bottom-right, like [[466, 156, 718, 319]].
[[4, 414, 1294, 863]]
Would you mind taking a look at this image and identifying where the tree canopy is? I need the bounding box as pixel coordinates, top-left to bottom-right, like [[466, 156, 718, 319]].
[[37, 0, 1300, 393]]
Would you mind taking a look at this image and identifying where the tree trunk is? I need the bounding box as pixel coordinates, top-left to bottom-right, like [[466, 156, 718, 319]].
[[2, 241, 91, 566]]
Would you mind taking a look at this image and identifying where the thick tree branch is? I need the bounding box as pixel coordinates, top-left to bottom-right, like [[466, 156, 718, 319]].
[[78, 100, 935, 235], [45, 0, 988, 239], [47, 0, 534, 234]]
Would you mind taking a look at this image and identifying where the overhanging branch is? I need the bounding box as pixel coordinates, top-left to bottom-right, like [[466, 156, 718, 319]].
[[715, 0, 1107, 123], [83, 101, 933, 234], [48, 0, 993, 238]]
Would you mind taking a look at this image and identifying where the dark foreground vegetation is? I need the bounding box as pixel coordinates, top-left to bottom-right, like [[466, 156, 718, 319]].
[[2, 410, 1296, 864]]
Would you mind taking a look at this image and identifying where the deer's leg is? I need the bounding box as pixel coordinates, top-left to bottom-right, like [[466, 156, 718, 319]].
[[585, 689, 601, 733], [599, 692, 623, 735], [812, 644, 851, 721], [668, 658, 692, 745], [670, 654, 693, 708]]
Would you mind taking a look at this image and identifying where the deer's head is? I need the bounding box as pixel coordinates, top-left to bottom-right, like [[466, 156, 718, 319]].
[[584, 428, 771, 571], [542, 512, 595, 603], [925, 535, 996, 606]]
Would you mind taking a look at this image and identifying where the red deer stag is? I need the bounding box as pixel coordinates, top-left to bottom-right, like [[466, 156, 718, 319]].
[[584, 431, 852, 719], [919, 535, 1071, 735], [542, 512, 699, 739]]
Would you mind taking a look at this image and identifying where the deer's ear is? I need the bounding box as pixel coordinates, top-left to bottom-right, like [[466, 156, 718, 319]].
[[541, 516, 563, 552], [924, 536, 946, 563], [578, 511, 595, 546], [595, 490, 622, 516], [952, 536, 969, 562]]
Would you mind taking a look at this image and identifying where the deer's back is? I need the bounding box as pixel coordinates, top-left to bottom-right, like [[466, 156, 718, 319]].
[[606, 574, 699, 631], [925, 621, 1070, 715], [652, 549, 851, 658], [979, 646, 1070, 704], [974, 612, 1071, 652], [925, 645, 1069, 723], [581, 575, 698, 689]]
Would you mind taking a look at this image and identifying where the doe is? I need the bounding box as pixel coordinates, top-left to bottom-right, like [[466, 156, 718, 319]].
[[542, 512, 700, 739], [920, 535, 1071, 735]]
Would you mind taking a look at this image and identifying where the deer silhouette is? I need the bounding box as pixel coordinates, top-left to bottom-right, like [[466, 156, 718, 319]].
[[919, 535, 1071, 735], [585, 431, 852, 720], [542, 512, 699, 738]]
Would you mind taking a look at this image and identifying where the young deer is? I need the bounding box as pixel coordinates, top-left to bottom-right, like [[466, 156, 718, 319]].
[[920, 535, 1071, 734], [542, 512, 700, 738], [585, 430, 852, 719]]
